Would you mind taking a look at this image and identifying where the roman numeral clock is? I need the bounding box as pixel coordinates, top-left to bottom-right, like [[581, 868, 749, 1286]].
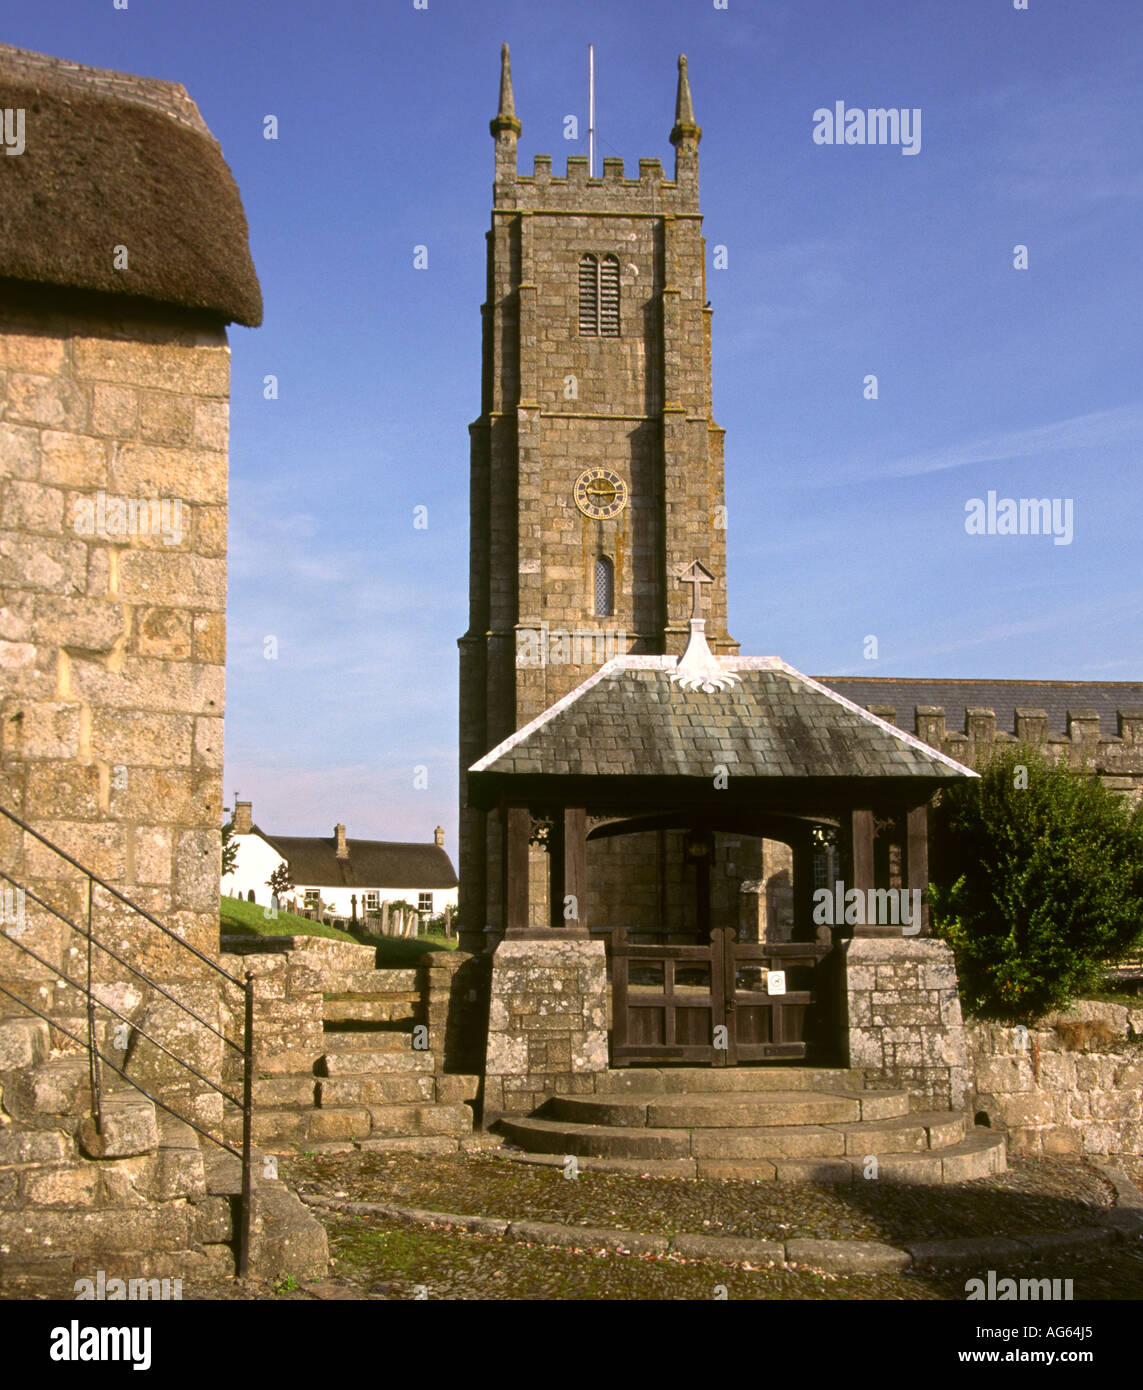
[[573, 468, 628, 521]]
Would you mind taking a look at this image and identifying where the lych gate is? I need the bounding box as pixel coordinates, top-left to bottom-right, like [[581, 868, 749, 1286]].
[[467, 604, 978, 1111]]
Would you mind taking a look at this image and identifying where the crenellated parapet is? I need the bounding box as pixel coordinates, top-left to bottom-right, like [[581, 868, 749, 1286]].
[[494, 150, 698, 215], [847, 697, 1143, 801]]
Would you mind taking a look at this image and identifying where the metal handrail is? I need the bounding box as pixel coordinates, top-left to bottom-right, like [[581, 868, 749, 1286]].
[[0, 869, 241, 1052], [0, 805, 255, 1276], [0, 983, 244, 1163], [0, 806, 244, 986]]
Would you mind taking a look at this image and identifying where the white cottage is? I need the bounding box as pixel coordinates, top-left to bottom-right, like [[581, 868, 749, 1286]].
[[222, 801, 458, 921]]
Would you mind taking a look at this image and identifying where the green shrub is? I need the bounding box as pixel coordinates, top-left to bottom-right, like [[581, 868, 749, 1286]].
[[930, 743, 1143, 1022]]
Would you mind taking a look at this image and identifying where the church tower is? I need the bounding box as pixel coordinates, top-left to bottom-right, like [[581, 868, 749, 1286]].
[[458, 46, 736, 941]]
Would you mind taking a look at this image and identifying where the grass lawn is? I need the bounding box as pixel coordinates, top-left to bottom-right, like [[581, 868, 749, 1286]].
[[220, 895, 457, 964]]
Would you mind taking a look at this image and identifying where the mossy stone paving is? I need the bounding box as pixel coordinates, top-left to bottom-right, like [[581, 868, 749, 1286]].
[[282, 1150, 1114, 1246], [320, 1215, 1143, 1302]]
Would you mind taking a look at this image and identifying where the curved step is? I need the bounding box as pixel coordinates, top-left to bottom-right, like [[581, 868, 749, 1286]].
[[594, 1067, 867, 1095], [548, 1088, 910, 1129], [501, 1116, 692, 1160], [500, 1123, 1005, 1184]]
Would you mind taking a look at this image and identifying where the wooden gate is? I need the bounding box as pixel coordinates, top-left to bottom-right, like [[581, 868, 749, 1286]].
[[610, 927, 831, 1067]]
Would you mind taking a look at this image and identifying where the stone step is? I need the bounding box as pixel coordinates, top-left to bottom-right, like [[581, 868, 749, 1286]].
[[223, 1105, 372, 1148], [318, 1074, 436, 1107], [0, 1126, 72, 1167], [322, 998, 416, 1025], [319, 1027, 414, 1049], [253, 1075, 318, 1108], [317, 968, 418, 995], [11, 1055, 92, 1117], [0, 1015, 50, 1069], [319, 1049, 435, 1077], [0, 1203, 197, 1259], [501, 1116, 692, 1160], [593, 1067, 868, 1095], [501, 1112, 993, 1171], [0, 1242, 238, 1284], [356, 1135, 465, 1155], [365, 1103, 473, 1138], [548, 1089, 895, 1129], [77, 1093, 159, 1160]]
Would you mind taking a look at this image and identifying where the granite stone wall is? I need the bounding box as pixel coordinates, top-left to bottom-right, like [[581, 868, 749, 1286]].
[[483, 938, 608, 1122], [843, 936, 969, 1111], [967, 1000, 1143, 1156]]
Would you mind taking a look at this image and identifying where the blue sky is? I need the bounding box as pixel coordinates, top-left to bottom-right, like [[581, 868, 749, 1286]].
[[11, 1, 1142, 853]]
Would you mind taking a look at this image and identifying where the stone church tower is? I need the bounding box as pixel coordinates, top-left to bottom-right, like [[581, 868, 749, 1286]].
[[458, 47, 738, 943]]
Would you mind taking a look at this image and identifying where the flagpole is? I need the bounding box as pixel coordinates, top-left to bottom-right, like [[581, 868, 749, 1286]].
[[588, 43, 595, 177]]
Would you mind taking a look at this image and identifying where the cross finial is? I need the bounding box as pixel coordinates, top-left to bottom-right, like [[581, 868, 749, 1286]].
[[678, 559, 714, 620]]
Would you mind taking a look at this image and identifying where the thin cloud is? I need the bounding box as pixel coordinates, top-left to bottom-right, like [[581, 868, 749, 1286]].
[[825, 402, 1143, 485]]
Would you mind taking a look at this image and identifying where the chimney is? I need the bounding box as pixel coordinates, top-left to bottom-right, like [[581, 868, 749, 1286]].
[[335, 824, 348, 860], [434, 825, 445, 849], [234, 801, 252, 835]]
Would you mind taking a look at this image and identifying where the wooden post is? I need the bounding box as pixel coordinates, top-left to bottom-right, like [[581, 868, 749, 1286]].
[[851, 808, 876, 937], [791, 827, 815, 941], [502, 803, 531, 937], [549, 806, 587, 934], [906, 803, 930, 936]]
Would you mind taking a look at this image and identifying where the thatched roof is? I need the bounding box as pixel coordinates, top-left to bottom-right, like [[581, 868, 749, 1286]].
[[0, 43, 261, 325]]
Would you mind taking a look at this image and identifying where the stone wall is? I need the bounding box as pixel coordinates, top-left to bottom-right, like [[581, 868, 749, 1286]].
[[842, 936, 969, 1111], [0, 297, 231, 1107], [483, 939, 608, 1122], [967, 999, 1143, 1156], [419, 948, 490, 1077]]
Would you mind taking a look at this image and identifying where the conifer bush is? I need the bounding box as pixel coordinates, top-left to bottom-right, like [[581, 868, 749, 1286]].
[[930, 744, 1143, 1022]]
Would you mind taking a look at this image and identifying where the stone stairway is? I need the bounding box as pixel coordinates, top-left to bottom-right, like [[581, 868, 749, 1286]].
[[0, 1012, 326, 1287], [224, 964, 479, 1154], [499, 1066, 1006, 1184]]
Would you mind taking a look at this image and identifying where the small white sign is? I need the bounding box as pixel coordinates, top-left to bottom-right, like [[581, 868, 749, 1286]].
[[766, 970, 786, 996]]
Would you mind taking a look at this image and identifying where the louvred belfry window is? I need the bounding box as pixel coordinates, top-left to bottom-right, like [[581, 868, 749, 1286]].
[[579, 254, 599, 334], [579, 254, 620, 336], [599, 256, 620, 336]]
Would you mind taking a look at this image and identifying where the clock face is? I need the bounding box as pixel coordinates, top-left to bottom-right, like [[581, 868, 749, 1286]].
[[574, 468, 628, 520]]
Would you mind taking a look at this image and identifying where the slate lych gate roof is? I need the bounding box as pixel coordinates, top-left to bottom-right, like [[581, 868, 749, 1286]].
[[0, 42, 261, 325], [251, 829, 458, 891], [470, 657, 978, 783], [814, 677, 1143, 742]]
